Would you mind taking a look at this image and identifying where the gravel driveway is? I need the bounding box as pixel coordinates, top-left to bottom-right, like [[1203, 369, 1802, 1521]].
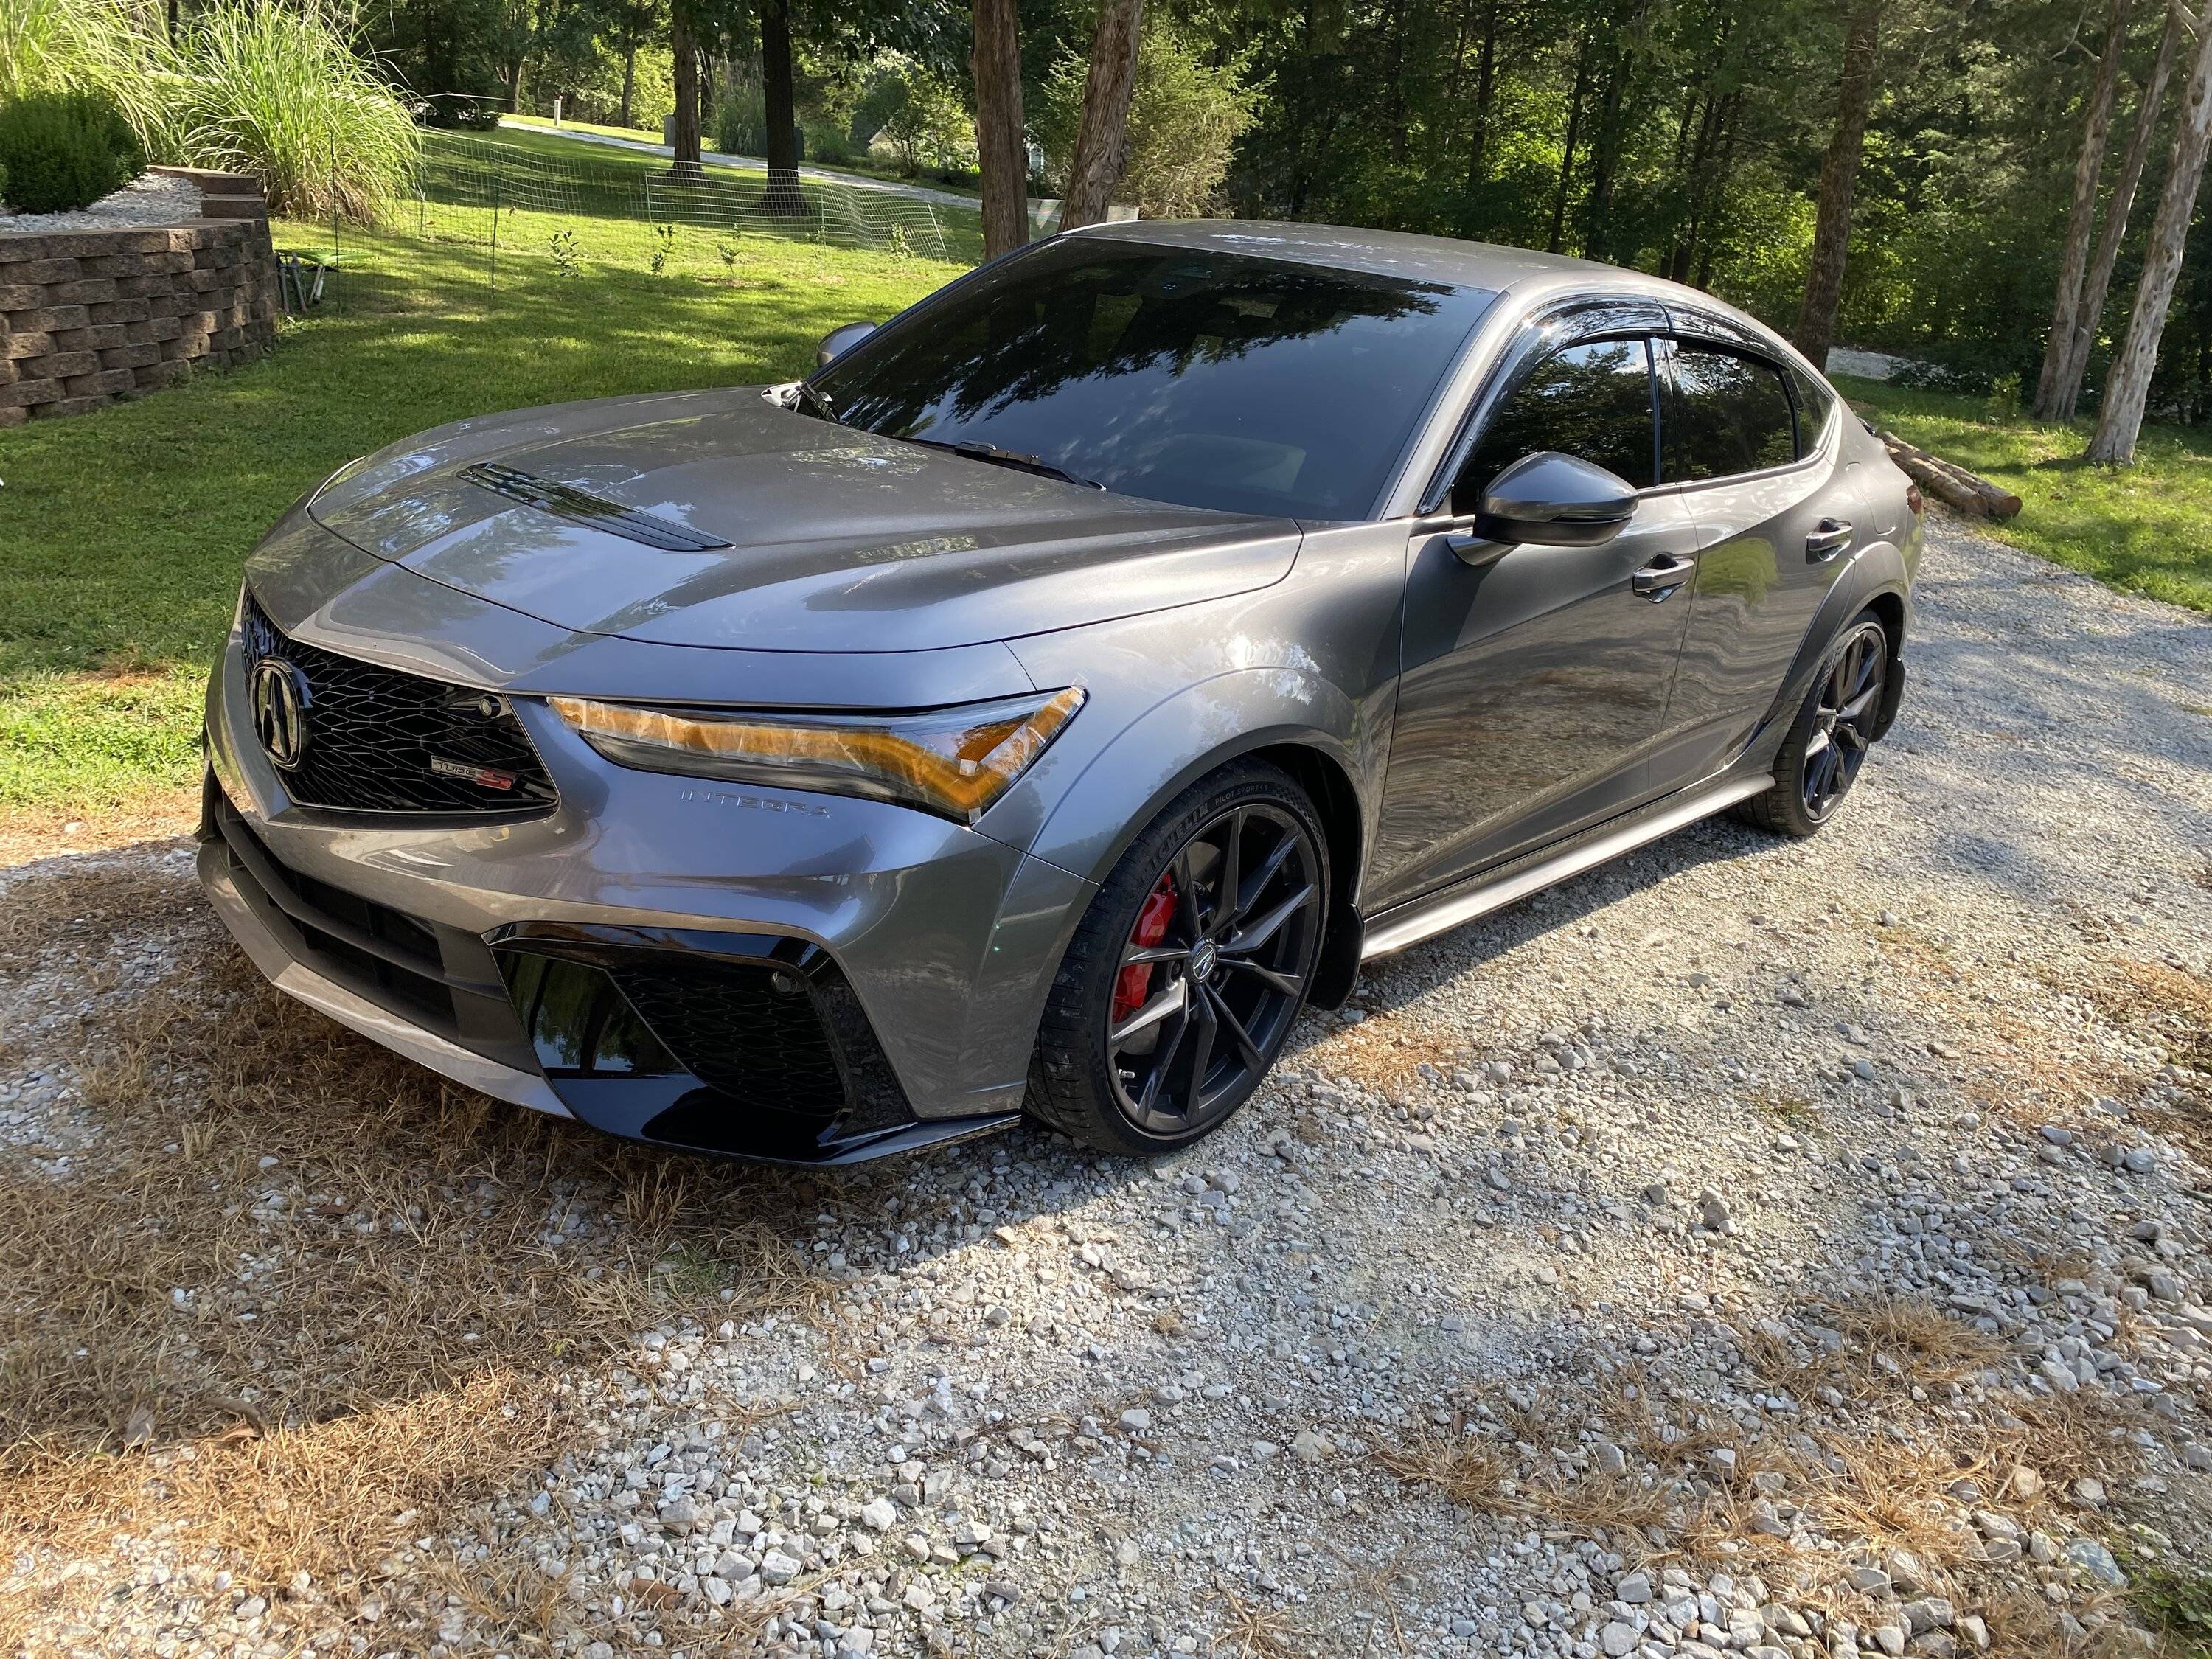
[[3, 515, 2209, 1659]]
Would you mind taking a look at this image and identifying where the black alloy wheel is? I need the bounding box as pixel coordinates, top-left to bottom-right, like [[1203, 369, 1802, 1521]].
[[1801, 621, 1888, 821], [1736, 611, 1893, 840], [1105, 801, 1322, 1136], [1028, 762, 1329, 1155]]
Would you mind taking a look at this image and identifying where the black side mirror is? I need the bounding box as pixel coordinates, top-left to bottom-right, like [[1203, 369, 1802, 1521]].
[[816, 321, 877, 366], [1471, 451, 1639, 547]]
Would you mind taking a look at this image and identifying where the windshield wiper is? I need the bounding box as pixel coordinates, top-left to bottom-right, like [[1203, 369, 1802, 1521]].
[[900, 437, 1105, 490], [792, 380, 841, 424]]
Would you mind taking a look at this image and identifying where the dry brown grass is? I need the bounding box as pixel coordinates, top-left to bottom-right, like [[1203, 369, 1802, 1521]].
[[1821, 1295, 2010, 1395], [0, 850, 204, 970], [1205, 1583, 1312, 1658], [2080, 957, 2212, 1075], [1371, 1416, 1675, 1551], [0, 859, 840, 1635], [0, 790, 200, 871], [1371, 1333, 2161, 1635]]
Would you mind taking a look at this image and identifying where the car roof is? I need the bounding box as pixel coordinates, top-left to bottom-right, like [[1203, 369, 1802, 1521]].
[[1068, 218, 1630, 290], [1065, 218, 1786, 355]]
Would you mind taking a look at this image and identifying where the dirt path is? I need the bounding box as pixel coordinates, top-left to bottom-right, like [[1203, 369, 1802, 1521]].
[[2, 514, 2208, 1659]]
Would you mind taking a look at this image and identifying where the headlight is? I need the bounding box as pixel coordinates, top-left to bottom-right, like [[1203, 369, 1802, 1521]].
[[548, 686, 1085, 824]]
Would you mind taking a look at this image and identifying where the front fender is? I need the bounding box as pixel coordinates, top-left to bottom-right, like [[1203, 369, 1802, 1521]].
[[1004, 667, 1381, 1015], [1013, 669, 1374, 889]]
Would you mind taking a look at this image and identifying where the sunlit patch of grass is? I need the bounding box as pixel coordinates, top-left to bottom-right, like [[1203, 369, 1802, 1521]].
[[0, 211, 973, 835], [0, 667, 205, 815], [1836, 374, 2212, 613]]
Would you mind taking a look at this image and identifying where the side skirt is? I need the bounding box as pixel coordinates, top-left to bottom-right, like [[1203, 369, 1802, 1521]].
[[1359, 773, 1773, 961]]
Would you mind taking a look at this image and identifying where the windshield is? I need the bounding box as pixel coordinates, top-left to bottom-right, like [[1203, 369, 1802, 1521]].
[[811, 238, 1495, 521]]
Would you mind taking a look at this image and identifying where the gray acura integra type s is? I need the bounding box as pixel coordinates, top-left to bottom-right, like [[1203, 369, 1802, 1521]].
[[200, 220, 1921, 1164]]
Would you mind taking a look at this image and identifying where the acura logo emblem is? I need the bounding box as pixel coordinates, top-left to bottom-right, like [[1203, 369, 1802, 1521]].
[[251, 656, 311, 771]]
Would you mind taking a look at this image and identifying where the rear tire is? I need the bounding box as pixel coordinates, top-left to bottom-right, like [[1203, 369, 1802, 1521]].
[[1027, 760, 1329, 1157], [1736, 611, 1891, 839]]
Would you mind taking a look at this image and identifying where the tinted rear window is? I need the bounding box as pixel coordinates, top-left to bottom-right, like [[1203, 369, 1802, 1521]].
[[1666, 345, 1797, 481], [813, 239, 1495, 520], [1786, 363, 1835, 455]]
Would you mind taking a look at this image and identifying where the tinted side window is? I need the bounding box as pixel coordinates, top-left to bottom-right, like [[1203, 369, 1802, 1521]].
[[1666, 346, 1796, 481], [1786, 363, 1835, 456], [1459, 337, 1656, 501]]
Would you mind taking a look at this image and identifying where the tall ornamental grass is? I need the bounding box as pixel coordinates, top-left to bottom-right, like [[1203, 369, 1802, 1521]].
[[169, 0, 417, 226], [0, 0, 416, 227], [0, 0, 174, 149]]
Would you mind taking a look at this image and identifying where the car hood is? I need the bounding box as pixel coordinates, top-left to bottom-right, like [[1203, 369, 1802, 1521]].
[[305, 387, 1301, 653]]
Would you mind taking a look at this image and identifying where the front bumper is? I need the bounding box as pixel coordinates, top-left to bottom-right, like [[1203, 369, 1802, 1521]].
[[198, 612, 1098, 1164]]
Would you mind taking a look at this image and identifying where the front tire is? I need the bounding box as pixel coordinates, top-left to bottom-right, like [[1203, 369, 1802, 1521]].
[[1027, 760, 1329, 1156], [1737, 612, 1891, 838]]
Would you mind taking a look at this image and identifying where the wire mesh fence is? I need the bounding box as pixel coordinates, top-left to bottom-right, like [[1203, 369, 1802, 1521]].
[[405, 131, 956, 286]]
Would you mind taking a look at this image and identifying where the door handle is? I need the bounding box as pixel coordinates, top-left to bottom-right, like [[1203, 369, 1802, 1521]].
[[1631, 554, 1694, 602], [1806, 518, 1854, 560]]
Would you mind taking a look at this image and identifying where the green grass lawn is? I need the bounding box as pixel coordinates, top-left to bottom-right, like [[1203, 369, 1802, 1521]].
[[501, 112, 711, 147], [0, 217, 967, 821], [500, 113, 985, 201], [1833, 375, 2212, 613]]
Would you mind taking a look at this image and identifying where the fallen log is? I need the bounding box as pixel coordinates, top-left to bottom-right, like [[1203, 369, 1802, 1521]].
[[1872, 426, 2022, 521]]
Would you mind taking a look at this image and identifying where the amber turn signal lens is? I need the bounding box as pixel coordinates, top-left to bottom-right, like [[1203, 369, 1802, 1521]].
[[549, 686, 1085, 824]]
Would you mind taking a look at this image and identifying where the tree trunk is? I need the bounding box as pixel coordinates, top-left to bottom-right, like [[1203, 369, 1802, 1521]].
[[2056, 0, 2183, 421], [1060, 0, 1145, 229], [2034, 0, 2133, 417], [1455, 0, 1500, 235], [620, 41, 637, 131], [2087, 1, 2212, 462], [670, 6, 703, 178], [759, 0, 802, 215], [1582, 16, 1641, 262], [1790, 0, 1885, 366], [1468, 0, 1498, 183], [970, 0, 1029, 259], [1547, 31, 1593, 255]]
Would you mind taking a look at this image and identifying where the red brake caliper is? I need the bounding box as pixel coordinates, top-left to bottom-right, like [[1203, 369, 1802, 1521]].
[[1111, 874, 1178, 1026]]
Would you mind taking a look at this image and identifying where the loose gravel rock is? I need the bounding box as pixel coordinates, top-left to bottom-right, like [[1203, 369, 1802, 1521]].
[[2, 512, 2209, 1658], [0, 171, 201, 234]]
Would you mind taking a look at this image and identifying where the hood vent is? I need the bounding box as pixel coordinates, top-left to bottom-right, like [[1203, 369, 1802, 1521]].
[[458, 462, 733, 553]]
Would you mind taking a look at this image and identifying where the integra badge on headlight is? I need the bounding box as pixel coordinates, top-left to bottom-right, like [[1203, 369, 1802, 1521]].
[[428, 757, 517, 790]]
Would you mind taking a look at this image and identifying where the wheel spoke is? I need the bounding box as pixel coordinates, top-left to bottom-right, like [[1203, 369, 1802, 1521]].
[[1834, 722, 1868, 753], [1209, 810, 1244, 937], [1220, 883, 1316, 957], [1840, 684, 1880, 722], [1182, 988, 1218, 1102], [1806, 745, 1838, 802], [1122, 942, 1192, 967], [1233, 830, 1298, 924], [1138, 1007, 1190, 1117], [1848, 637, 1880, 700], [1804, 728, 1831, 762], [1110, 978, 1186, 1046], [1206, 985, 1266, 1070], [1172, 845, 1204, 942], [1222, 956, 1301, 996]]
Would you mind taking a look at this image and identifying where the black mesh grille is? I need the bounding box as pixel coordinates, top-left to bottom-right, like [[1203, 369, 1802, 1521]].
[[240, 593, 557, 816], [609, 960, 846, 1112]]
